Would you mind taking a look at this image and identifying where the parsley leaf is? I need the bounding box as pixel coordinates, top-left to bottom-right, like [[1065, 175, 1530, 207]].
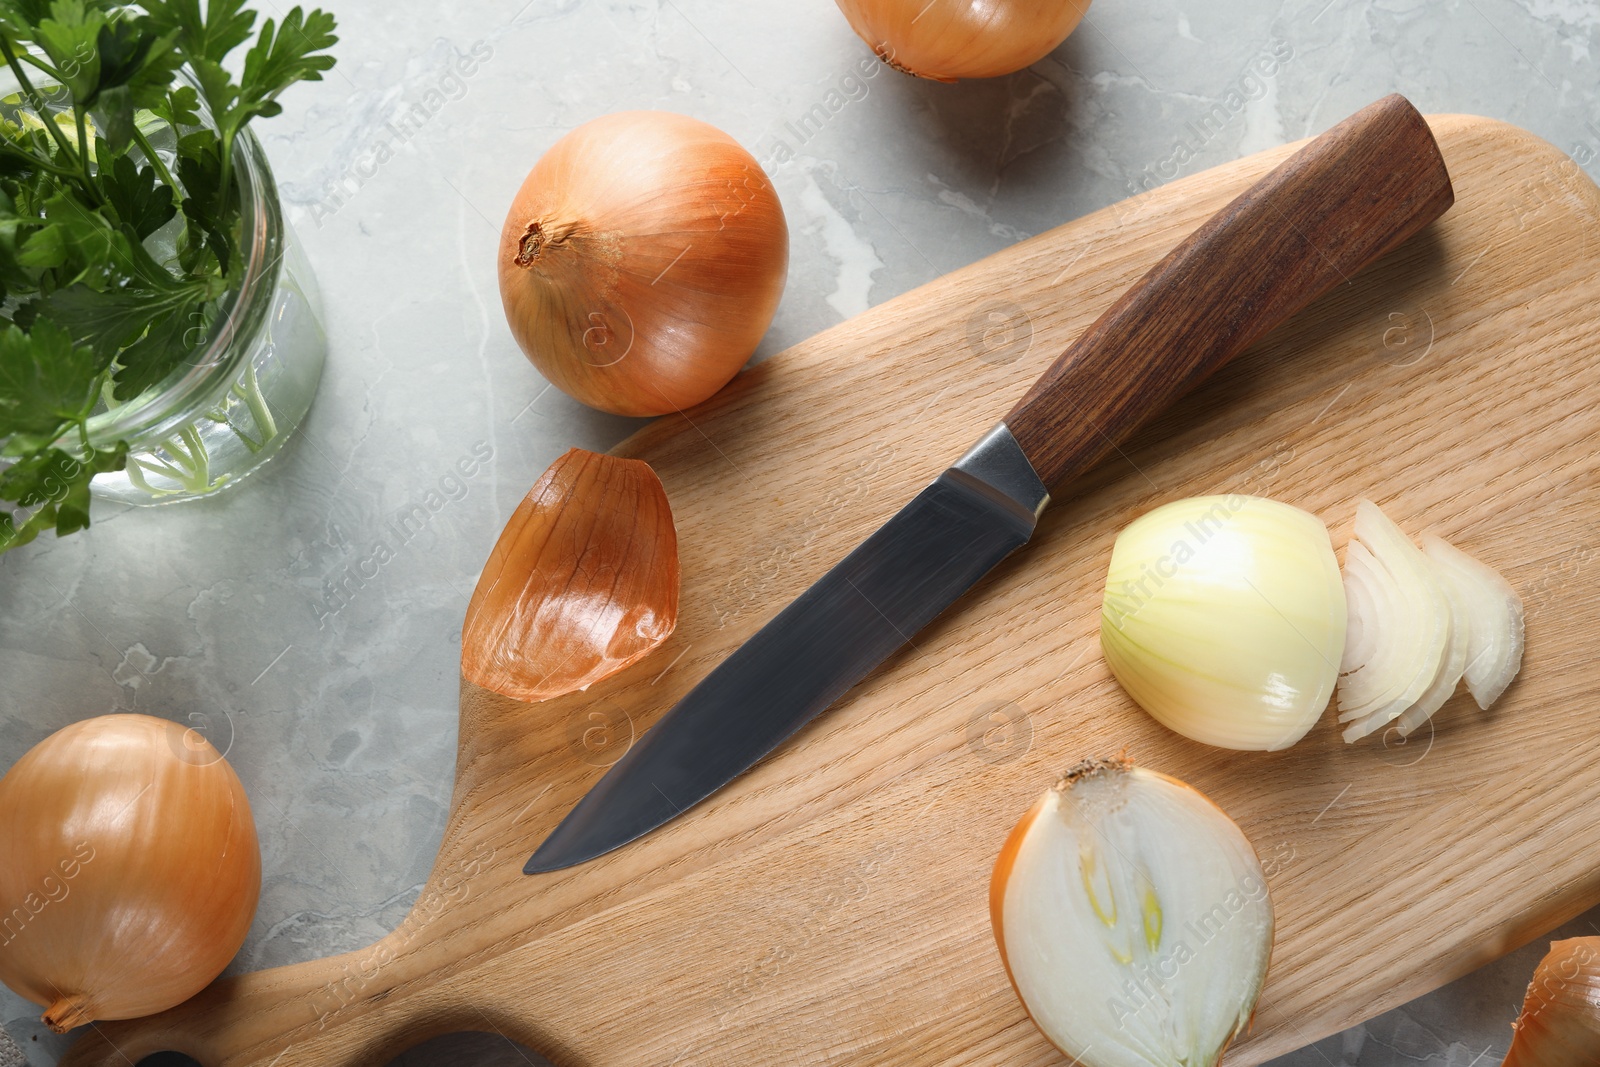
[[0, 320, 99, 442], [33, 1, 106, 103], [143, 0, 256, 65], [0, 0, 336, 552], [0, 440, 125, 549], [237, 7, 337, 120], [154, 82, 199, 126], [99, 151, 174, 237], [18, 186, 137, 282], [46, 275, 214, 363], [96, 17, 182, 107]]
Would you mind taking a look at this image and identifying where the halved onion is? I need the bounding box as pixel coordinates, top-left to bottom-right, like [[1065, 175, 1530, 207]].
[[1422, 533, 1525, 709], [1337, 499, 1449, 740], [461, 448, 679, 701], [991, 758, 1273, 1067]]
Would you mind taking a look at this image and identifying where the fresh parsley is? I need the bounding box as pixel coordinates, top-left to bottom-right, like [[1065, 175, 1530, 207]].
[[0, 0, 335, 551]]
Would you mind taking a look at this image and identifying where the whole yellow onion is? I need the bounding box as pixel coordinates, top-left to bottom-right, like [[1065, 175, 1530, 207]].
[[498, 111, 789, 418], [0, 714, 261, 1031], [833, 0, 1091, 82]]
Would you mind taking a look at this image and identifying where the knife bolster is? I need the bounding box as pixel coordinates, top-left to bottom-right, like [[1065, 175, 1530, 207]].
[[951, 422, 1051, 521]]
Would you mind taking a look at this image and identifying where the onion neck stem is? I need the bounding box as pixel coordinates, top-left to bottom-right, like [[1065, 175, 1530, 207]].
[[513, 218, 581, 268], [43, 992, 92, 1033]]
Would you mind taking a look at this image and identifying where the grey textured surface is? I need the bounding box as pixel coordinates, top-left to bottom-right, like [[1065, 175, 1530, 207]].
[[0, 0, 1596, 1064]]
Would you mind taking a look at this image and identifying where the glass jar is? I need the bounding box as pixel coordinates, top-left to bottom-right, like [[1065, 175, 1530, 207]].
[[83, 126, 327, 505]]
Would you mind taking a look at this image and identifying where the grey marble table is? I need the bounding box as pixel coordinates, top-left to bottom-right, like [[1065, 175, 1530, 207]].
[[1, 0, 1596, 1064]]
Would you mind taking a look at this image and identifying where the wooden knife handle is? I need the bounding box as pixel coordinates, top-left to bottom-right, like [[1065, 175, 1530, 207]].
[[1005, 93, 1454, 495]]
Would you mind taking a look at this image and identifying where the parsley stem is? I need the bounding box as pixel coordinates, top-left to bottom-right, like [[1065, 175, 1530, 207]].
[[15, 52, 61, 81], [233, 362, 277, 447], [131, 126, 178, 191], [0, 139, 76, 179], [0, 39, 104, 209], [73, 108, 93, 187], [216, 130, 235, 224], [1, 41, 77, 165]]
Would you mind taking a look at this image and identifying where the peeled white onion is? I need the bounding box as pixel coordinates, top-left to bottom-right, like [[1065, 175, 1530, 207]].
[[1338, 502, 1523, 741], [991, 758, 1273, 1067], [1422, 533, 1524, 709], [1336, 500, 1449, 740], [1100, 495, 1346, 751]]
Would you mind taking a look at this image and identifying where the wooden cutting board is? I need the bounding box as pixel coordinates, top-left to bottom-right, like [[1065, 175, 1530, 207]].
[[62, 113, 1600, 1067]]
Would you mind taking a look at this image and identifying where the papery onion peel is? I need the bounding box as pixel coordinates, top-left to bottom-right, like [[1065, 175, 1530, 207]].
[[462, 448, 679, 702]]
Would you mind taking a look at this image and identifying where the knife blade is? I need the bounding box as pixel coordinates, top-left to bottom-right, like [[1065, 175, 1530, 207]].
[[526, 93, 1454, 874]]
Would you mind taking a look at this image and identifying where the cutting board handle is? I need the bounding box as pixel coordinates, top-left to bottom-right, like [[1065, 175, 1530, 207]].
[[1004, 92, 1454, 495]]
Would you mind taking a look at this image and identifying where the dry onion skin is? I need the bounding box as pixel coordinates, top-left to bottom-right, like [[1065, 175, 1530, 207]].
[[497, 111, 788, 417], [1338, 499, 1524, 741], [834, 0, 1090, 81], [462, 448, 679, 702], [1503, 937, 1600, 1067], [991, 758, 1273, 1067], [1100, 495, 1346, 751], [0, 714, 260, 1031]]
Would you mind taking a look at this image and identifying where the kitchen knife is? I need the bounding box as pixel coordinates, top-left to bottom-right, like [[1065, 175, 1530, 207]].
[[525, 93, 1454, 875]]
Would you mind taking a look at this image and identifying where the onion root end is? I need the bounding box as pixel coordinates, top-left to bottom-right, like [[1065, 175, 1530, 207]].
[[873, 42, 957, 82]]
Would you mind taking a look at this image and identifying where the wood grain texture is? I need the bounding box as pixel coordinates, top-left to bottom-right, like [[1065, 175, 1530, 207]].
[[1006, 94, 1453, 492], [61, 113, 1600, 1067]]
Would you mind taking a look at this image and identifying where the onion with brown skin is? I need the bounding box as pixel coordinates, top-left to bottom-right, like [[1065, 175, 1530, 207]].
[[0, 714, 260, 1031], [1503, 938, 1600, 1067], [462, 448, 680, 702], [834, 0, 1091, 82], [497, 111, 788, 418]]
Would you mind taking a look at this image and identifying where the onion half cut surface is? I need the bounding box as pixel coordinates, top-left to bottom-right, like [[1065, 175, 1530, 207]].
[[992, 758, 1273, 1067]]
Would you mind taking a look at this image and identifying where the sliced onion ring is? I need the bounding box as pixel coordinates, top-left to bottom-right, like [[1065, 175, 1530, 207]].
[[1392, 555, 1469, 738], [1337, 499, 1449, 740], [1421, 532, 1525, 709]]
